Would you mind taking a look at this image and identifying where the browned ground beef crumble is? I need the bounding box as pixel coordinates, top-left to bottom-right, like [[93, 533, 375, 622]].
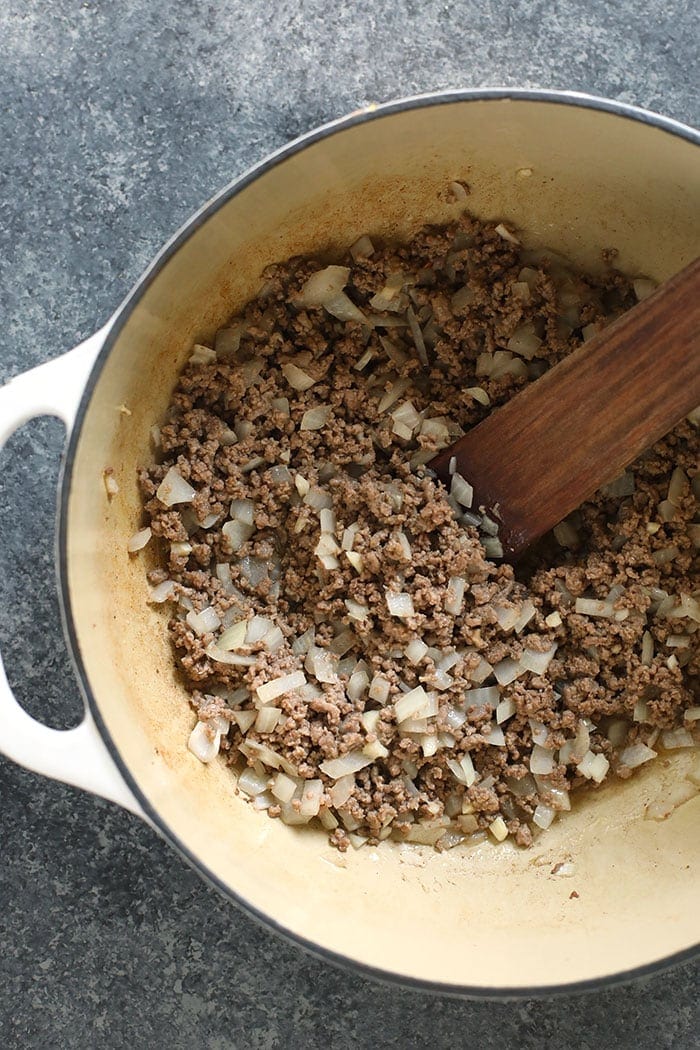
[[139, 213, 699, 851]]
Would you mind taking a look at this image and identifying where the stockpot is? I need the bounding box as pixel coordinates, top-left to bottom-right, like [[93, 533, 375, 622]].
[[1, 90, 698, 997]]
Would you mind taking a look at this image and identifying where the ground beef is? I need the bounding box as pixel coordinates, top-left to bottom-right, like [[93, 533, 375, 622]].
[[139, 213, 699, 852]]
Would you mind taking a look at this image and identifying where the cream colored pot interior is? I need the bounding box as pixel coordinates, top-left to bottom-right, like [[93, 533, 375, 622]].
[[66, 98, 700, 991]]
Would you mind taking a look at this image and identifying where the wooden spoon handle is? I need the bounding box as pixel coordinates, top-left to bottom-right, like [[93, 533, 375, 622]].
[[430, 256, 700, 560]]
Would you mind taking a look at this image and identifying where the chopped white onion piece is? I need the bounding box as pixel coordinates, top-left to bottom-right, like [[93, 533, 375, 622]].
[[395, 686, 435, 723], [466, 386, 490, 406], [575, 598, 614, 618], [186, 606, 221, 636], [271, 771, 298, 803], [619, 742, 657, 768], [188, 721, 220, 764], [496, 697, 516, 724], [255, 706, 282, 733], [189, 343, 217, 365], [329, 773, 355, 808], [633, 277, 656, 301], [489, 816, 509, 842], [485, 724, 506, 746], [495, 223, 520, 245], [292, 627, 315, 656], [385, 590, 415, 619], [445, 576, 466, 616], [238, 767, 270, 797], [533, 804, 555, 830], [320, 750, 373, 779], [661, 728, 695, 750], [305, 647, 337, 684], [233, 710, 257, 733], [103, 471, 119, 497], [405, 638, 428, 663], [529, 719, 548, 746], [363, 738, 390, 760], [530, 744, 555, 775], [450, 473, 474, 508], [465, 686, 499, 706], [217, 620, 247, 651], [222, 519, 255, 551], [350, 234, 374, 260], [347, 665, 370, 700], [507, 322, 541, 359], [282, 362, 316, 390], [344, 598, 369, 621], [633, 699, 649, 723], [256, 671, 307, 704], [206, 645, 257, 666], [368, 674, 390, 703], [513, 601, 537, 634], [299, 779, 324, 818], [127, 527, 152, 553], [149, 579, 176, 603], [300, 406, 332, 431], [494, 658, 526, 686], [470, 657, 494, 685], [230, 498, 255, 525], [577, 750, 610, 782], [345, 550, 364, 573], [341, 523, 359, 550], [157, 467, 196, 507], [545, 611, 562, 628], [482, 536, 504, 559], [520, 643, 558, 676], [298, 265, 349, 305], [683, 707, 700, 722]]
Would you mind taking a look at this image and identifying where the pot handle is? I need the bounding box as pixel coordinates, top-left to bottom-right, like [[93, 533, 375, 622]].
[[0, 329, 146, 819]]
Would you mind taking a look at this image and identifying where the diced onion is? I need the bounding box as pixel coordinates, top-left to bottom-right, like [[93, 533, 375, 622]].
[[395, 686, 436, 723], [320, 751, 373, 779], [345, 598, 369, 621], [619, 743, 657, 768], [575, 598, 614, 618], [520, 643, 558, 675], [157, 467, 196, 507], [188, 721, 220, 764], [186, 606, 221, 636], [530, 744, 555, 775], [450, 473, 474, 509], [282, 362, 316, 391], [496, 697, 516, 724], [494, 658, 526, 686], [385, 590, 415, 619], [661, 728, 695, 750], [577, 750, 610, 782], [222, 519, 255, 551], [445, 576, 466, 616], [256, 671, 307, 704], [533, 804, 555, 830], [300, 406, 332, 431], [368, 674, 390, 703], [149, 579, 175, 603], [127, 527, 152, 552], [489, 816, 509, 841], [217, 620, 247, 651]]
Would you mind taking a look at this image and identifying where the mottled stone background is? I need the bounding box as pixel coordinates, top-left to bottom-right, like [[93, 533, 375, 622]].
[[0, 1, 697, 1046]]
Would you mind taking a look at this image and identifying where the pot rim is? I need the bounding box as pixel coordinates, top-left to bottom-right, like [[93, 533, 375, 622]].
[[58, 87, 700, 999]]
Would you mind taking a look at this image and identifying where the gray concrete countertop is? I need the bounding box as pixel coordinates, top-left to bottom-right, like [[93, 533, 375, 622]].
[[0, 2, 698, 1046]]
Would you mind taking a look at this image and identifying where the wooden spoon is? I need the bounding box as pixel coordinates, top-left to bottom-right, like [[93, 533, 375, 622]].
[[429, 257, 700, 560]]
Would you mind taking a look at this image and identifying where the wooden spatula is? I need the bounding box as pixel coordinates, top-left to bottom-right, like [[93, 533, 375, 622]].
[[429, 257, 700, 560]]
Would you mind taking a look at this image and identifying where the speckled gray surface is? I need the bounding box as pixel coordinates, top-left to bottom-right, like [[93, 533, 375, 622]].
[[0, 1, 698, 1046]]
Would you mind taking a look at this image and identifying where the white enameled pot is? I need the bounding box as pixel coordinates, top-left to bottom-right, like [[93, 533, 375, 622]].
[[1, 90, 698, 997]]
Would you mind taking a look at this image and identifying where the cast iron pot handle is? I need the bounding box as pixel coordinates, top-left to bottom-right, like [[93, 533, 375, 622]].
[[0, 329, 145, 819]]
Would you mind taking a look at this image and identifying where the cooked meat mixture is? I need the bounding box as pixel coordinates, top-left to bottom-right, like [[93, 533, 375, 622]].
[[137, 214, 699, 851]]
